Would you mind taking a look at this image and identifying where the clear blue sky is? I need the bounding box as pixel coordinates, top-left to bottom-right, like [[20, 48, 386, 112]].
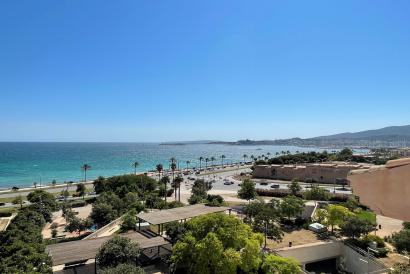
[[1, 1, 409, 142]]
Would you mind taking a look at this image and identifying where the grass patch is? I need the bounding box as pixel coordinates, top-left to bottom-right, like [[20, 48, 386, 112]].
[[356, 210, 376, 223]]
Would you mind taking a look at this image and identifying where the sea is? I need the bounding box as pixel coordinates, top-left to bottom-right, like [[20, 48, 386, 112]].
[[0, 142, 359, 189]]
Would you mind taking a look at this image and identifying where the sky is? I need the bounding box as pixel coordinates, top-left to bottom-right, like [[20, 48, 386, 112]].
[[0, 0, 410, 142]]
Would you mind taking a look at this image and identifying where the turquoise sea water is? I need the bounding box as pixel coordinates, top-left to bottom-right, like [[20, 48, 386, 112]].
[[0, 142, 340, 189]]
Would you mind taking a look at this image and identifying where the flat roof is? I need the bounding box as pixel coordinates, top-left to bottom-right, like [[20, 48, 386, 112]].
[[137, 204, 231, 225], [46, 231, 168, 266]]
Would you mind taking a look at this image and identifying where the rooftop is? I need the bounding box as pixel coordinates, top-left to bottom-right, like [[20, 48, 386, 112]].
[[137, 204, 231, 225], [46, 231, 168, 266]]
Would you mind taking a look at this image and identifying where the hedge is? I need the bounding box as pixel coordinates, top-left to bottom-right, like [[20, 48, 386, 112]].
[[256, 188, 350, 202]]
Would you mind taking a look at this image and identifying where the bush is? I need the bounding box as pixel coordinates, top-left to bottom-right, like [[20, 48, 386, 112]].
[[0, 211, 13, 217], [363, 234, 385, 248], [255, 188, 349, 202], [403, 222, 410, 230], [256, 188, 297, 198], [68, 200, 87, 208], [392, 229, 410, 253], [167, 201, 185, 209]]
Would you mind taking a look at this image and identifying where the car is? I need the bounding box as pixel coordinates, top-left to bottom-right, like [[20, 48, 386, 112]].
[[259, 181, 268, 186], [224, 181, 234, 185], [271, 184, 280, 189]]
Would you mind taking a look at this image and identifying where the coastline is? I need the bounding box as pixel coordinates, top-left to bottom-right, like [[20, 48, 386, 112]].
[[0, 163, 250, 195]]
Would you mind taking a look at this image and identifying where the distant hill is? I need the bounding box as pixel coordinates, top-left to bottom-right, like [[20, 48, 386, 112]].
[[315, 125, 410, 139], [209, 125, 410, 148]]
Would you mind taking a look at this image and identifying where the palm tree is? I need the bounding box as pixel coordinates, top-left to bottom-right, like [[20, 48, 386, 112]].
[[267, 152, 271, 158], [185, 160, 190, 171], [132, 161, 139, 175], [211, 157, 216, 167], [276, 152, 279, 156], [81, 164, 91, 182], [205, 158, 209, 170], [250, 155, 255, 162], [173, 175, 184, 202], [221, 155, 226, 167], [156, 164, 163, 181], [199, 157, 204, 170], [160, 175, 170, 202], [170, 162, 177, 200], [243, 154, 248, 163]]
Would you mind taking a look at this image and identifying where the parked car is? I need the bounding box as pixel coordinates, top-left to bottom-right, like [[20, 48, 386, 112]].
[[271, 184, 280, 189]]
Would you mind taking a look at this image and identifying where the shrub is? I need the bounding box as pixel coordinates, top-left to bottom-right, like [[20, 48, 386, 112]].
[[256, 188, 297, 198], [403, 222, 410, 230], [363, 235, 385, 248], [0, 211, 13, 217], [68, 200, 87, 208], [392, 229, 410, 253]]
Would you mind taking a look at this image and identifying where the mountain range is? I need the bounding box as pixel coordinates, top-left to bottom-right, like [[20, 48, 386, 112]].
[[209, 125, 410, 148]]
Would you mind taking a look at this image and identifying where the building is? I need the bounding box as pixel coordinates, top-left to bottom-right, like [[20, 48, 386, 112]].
[[253, 162, 372, 184], [348, 158, 410, 221]]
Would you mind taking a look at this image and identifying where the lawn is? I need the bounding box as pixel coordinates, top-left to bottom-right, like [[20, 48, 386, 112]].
[[356, 210, 376, 223]]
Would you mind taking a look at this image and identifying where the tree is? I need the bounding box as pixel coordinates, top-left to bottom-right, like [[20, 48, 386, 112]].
[[240, 238, 262, 273], [340, 215, 376, 239], [81, 164, 91, 182], [76, 183, 86, 199], [185, 160, 190, 170], [12, 195, 24, 208], [132, 161, 139, 175], [188, 179, 212, 204], [170, 214, 264, 274], [392, 229, 410, 253], [156, 164, 163, 181], [51, 179, 57, 186], [90, 202, 117, 227], [288, 179, 302, 196], [96, 236, 140, 268], [170, 161, 177, 200], [238, 179, 257, 202], [221, 155, 226, 167], [66, 215, 86, 235], [199, 157, 204, 170], [173, 175, 184, 202], [165, 221, 188, 244], [100, 264, 146, 274], [327, 205, 351, 233], [243, 154, 248, 163], [244, 199, 283, 243], [280, 196, 304, 221], [303, 186, 330, 201], [205, 158, 209, 169], [313, 208, 329, 224], [27, 189, 58, 212], [211, 156, 216, 166], [261, 254, 301, 274], [160, 175, 170, 202], [121, 209, 137, 232], [0, 207, 52, 273]]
